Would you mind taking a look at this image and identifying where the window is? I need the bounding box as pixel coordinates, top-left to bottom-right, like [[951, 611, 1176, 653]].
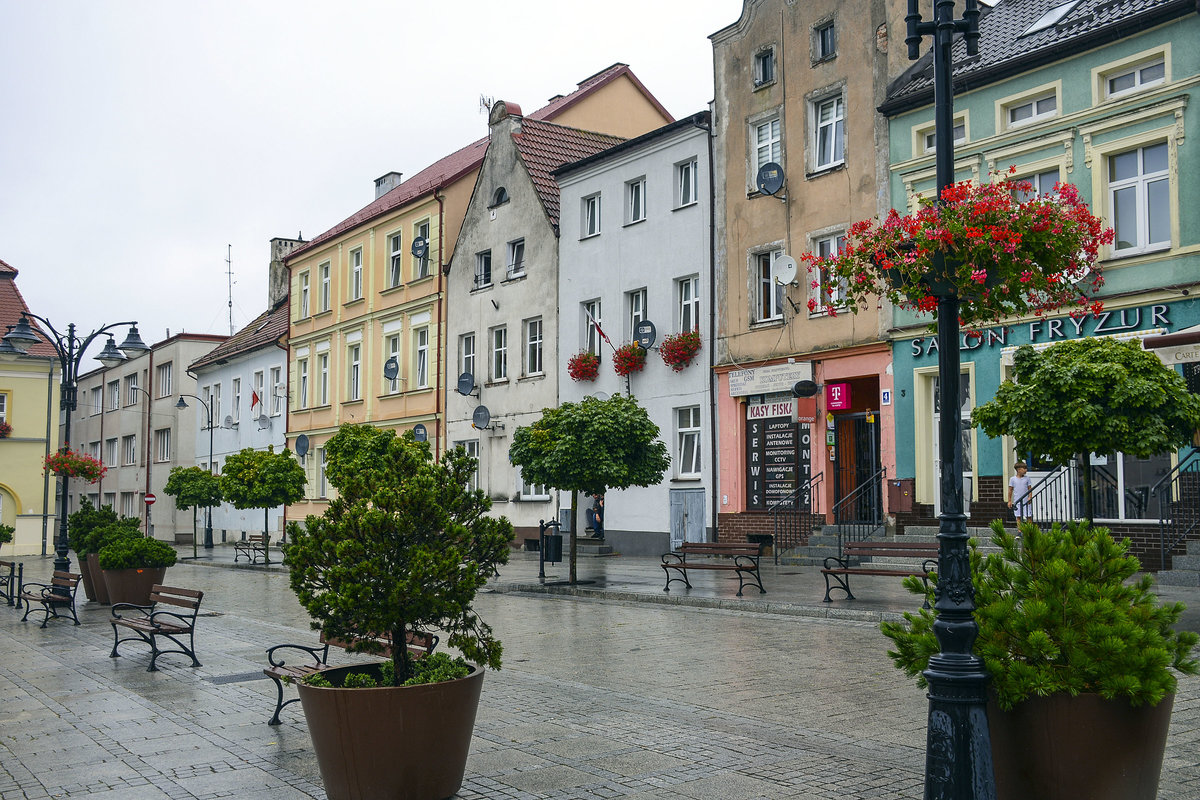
[[525, 318, 543, 376], [108, 380, 120, 411], [754, 118, 781, 173], [518, 469, 549, 500], [753, 48, 775, 86], [317, 353, 329, 406], [317, 448, 327, 499], [122, 435, 137, 466], [0, 393, 6, 424], [460, 333, 476, 379], [156, 363, 172, 397], [124, 374, 139, 406], [814, 95, 845, 169], [103, 492, 115, 509], [678, 276, 700, 332], [105, 438, 118, 467], [414, 220, 431, 279], [677, 159, 699, 207], [155, 428, 171, 462], [1006, 91, 1057, 128], [475, 250, 492, 288], [1105, 58, 1165, 99], [299, 272, 310, 317], [627, 288, 647, 335], [319, 262, 331, 311], [297, 359, 309, 409], [270, 367, 283, 415], [1109, 142, 1169, 255], [90, 386, 102, 415], [491, 187, 509, 206], [347, 344, 361, 401], [389, 235, 403, 288], [212, 383, 222, 423], [457, 440, 479, 492], [350, 248, 363, 300], [676, 406, 702, 477], [506, 239, 525, 279], [814, 21, 837, 61], [921, 120, 966, 154], [232, 378, 241, 423], [386, 334, 401, 393], [1013, 168, 1061, 202], [582, 194, 602, 237], [89, 441, 100, 460], [201, 386, 212, 421], [414, 327, 429, 388], [756, 250, 784, 323], [1022, 0, 1079, 36], [120, 492, 135, 518], [626, 178, 646, 224], [253, 370, 265, 414], [584, 299, 604, 356], [490, 326, 507, 381], [811, 234, 848, 311]]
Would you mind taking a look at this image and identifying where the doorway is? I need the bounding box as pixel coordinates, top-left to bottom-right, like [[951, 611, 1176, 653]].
[[833, 413, 881, 523]]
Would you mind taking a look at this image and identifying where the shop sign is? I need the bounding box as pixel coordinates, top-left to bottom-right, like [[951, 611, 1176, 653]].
[[729, 361, 813, 397], [744, 402, 811, 511], [826, 383, 850, 410]]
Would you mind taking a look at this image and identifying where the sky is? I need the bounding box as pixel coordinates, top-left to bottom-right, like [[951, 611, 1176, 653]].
[[0, 0, 738, 356]]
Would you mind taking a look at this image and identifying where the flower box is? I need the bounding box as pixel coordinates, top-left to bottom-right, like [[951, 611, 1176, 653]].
[[659, 330, 702, 372], [612, 343, 647, 377], [44, 449, 107, 483], [567, 351, 600, 382]]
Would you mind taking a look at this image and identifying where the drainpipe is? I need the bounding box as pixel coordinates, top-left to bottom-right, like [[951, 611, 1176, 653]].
[[435, 190, 446, 459], [692, 110, 719, 543]]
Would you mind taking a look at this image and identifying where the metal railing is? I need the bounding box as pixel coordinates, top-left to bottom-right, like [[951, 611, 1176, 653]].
[[832, 466, 885, 557], [1026, 460, 1160, 528], [769, 471, 824, 565], [1153, 450, 1200, 570]]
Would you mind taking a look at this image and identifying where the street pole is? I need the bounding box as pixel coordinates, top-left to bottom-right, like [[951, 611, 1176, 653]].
[[175, 394, 215, 549], [905, 1, 995, 798]]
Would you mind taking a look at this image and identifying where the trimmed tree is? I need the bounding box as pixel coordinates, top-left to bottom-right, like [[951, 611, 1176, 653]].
[[219, 446, 306, 559], [285, 424, 513, 684], [510, 395, 670, 583], [163, 466, 223, 558], [972, 338, 1200, 521]]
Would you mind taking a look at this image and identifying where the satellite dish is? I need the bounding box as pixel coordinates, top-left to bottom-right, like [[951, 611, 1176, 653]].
[[756, 161, 784, 196], [256, 414, 270, 430], [295, 434, 310, 458], [412, 423, 427, 442], [792, 380, 819, 398], [411, 236, 429, 259], [223, 415, 235, 428], [456, 372, 476, 397], [383, 356, 399, 381], [634, 319, 657, 349], [772, 255, 798, 286], [472, 405, 491, 430]]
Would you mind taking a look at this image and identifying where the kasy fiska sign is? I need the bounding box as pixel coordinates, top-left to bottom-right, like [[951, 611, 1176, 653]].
[[910, 303, 1173, 358], [745, 400, 812, 511]]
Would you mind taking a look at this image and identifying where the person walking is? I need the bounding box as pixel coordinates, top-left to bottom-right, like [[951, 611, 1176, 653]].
[[586, 494, 604, 539]]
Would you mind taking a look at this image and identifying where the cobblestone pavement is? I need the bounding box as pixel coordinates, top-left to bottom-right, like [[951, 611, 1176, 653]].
[[0, 549, 1196, 799]]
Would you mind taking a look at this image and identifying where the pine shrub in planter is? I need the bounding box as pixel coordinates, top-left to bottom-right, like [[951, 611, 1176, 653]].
[[68, 500, 141, 603], [97, 534, 178, 571]]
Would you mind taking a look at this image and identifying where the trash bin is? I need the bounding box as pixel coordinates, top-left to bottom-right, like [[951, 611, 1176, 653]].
[[543, 533, 563, 563]]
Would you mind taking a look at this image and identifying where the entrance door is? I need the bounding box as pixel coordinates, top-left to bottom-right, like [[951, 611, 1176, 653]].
[[669, 488, 705, 549], [833, 413, 881, 522], [931, 373, 973, 517]]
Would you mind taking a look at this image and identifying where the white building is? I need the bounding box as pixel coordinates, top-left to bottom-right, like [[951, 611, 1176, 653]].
[[554, 113, 715, 554]]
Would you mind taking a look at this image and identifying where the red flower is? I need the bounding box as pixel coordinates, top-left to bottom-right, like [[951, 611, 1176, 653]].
[[659, 330, 702, 372], [612, 342, 647, 377], [44, 448, 107, 483], [567, 351, 600, 382]]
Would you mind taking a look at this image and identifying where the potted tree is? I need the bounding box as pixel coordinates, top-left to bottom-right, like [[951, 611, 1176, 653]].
[[98, 528, 177, 605], [285, 424, 513, 800], [219, 446, 306, 561], [882, 520, 1198, 800], [67, 499, 140, 604], [163, 465, 223, 559]]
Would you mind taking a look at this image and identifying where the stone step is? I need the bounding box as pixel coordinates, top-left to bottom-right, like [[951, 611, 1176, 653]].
[[901, 525, 999, 539], [1170, 553, 1200, 572], [1187, 539, 1200, 556], [1154, 570, 1200, 587]]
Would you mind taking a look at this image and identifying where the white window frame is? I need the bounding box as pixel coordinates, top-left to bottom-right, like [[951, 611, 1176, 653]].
[[755, 250, 784, 324], [814, 20, 836, 61], [677, 158, 699, 207], [1106, 57, 1166, 100], [105, 437, 118, 467], [753, 117, 781, 174], [347, 343, 361, 401], [918, 118, 967, 155], [253, 370, 265, 414], [1108, 141, 1170, 256], [156, 362, 172, 397], [121, 492, 135, 518], [475, 250, 492, 288], [297, 359, 309, 409], [124, 374, 139, 406], [108, 380, 119, 411], [414, 327, 429, 389], [582, 194, 602, 238], [232, 378, 241, 423], [676, 406, 702, 478], [1012, 167, 1061, 202], [270, 366, 283, 416], [518, 469, 550, 501], [414, 220, 432, 280], [389, 234, 403, 288], [524, 318, 543, 376], [122, 434, 137, 466], [386, 333, 401, 394], [457, 440, 479, 493], [490, 326, 507, 382], [319, 262, 331, 311], [299, 271, 310, 318], [627, 288, 647, 336], [155, 428, 171, 463], [460, 333, 476, 380], [318, 352, 329, 406], [678, 276, 700, 333], [813, 94, 845, 170], [350, 248, 363, 300], [583, 299, 603, 356], [810, 233, 848, 314], [626, 177, 646, 224], [1002, 88, 1059, 129], [506, 238, 525, 279], [212, 383, 222, 423], [90, 386, 102, 416]]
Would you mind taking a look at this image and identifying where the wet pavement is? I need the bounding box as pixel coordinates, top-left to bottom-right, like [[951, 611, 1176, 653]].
[[0, 545, 1196, 799]]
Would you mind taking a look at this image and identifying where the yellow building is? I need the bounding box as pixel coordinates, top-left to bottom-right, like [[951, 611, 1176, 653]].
[[0, 259, 61, 556], [284, 64, 673, 520]]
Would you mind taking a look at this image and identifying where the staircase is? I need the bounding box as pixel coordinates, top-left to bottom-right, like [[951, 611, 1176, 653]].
[[1155, 539, 1200, 586], [572, 536, 615, 557], [778, 524, 1003, 568]]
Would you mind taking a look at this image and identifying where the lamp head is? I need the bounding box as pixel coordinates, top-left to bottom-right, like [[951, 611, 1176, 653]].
[[3, 315, 40, 351], [175, 396, 189, 410], [96, 336, 126, 368], [118, 325, 150, 356]]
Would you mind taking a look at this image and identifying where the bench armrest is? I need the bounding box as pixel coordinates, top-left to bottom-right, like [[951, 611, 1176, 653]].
[[733, 554, 760, 569], [921, 558, 939, 574], [267, 642, 331, 668], [111, 602, 154, 620], [661, 551, 686, 565], [19, 580, 52, 595], [149, 609, 195, 627], [822, 555, 850, 570]]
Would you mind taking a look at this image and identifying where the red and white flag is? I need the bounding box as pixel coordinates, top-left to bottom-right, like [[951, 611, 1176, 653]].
[[250, 390, 261, 410], [582, 307, 611, 346]]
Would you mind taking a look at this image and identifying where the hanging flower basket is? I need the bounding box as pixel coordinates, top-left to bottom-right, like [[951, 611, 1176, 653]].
[[802, 170, 1114, 327], [612, 342, 647, 377], [660, 330, 702, 372], [567, 351, 600, 382], [45, 449, 107, 483], [0, 421, 12, 439]]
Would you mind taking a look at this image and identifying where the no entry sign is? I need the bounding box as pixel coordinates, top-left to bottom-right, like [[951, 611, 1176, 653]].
[[144, 493, 157, 506]]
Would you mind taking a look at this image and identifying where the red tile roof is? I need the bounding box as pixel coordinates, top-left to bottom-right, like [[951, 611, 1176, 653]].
[[511, 119, 625, 229], [0, 257, 58, 358], [188, 299, 289, 372], [287, 64, 662, 262]]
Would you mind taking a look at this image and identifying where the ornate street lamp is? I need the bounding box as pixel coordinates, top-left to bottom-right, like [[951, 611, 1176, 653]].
[[175, 394, 215, 549], [4, 314, 149, 580], [904, 1, 995, 798]]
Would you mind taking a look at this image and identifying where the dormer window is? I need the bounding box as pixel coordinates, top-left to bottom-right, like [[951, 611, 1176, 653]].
[[753, 48, 775, 87], [491, 187, 509, 206]]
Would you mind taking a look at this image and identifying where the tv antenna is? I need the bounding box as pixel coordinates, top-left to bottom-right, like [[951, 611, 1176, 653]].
[[478, 94, 494, 115], [226, 244, 235, 336]]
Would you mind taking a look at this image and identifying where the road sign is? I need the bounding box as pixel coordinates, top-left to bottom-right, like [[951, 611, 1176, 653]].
[[144, 493, 157, 506]]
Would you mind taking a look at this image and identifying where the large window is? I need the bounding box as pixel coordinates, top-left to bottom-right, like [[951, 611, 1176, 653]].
[[626, 178, 646, 224], [506, 239, 525, 279], [90, 386, 102, 415], [121, 492, 136, 518], [460, 333, 476, 379], [389, 234, 403, 288], [755, 250, 784, 323], [350, 248, 363, 300], [475, 250, 492, 288], [414, 220, 432, 279], [676, 406, 702, 477], [678, 276, 700, 333], [627, 288, 647, 336], [297, 359, 309, 409], [122, 434, 137, 466], [754, 118, 781, 173], [319, 262, 331, 311], [299, 271, 310, 317], [156, 362, 172, 397], [414, 327, 429, 388], [677, 159, 699, 207], [584, 299, 604, 356], [386, 334, 401, 393], [318, 352, 329, 406], [582, 194, 602, 237], [1109, 142, 1169, 255], [811, 233, 848, 312], [347, 344, 361, 401], [105, 438, 118, 467], [155, 428, 171, 462], [814, 95, 845, 170], [490, 326, 508, 381], [524, 318, 543, 376]]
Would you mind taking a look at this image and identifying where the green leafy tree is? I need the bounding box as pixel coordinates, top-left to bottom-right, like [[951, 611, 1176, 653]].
[[285, 424, 513, 684], [218, 446, 306, 555], [163, 466, 223, 558], [510, 395, 670, 582], [0, 523, 13, 547], [972, 338, 1200, 521]]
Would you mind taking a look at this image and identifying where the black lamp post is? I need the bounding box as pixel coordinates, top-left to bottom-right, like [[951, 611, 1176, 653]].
[[175, 394, 215, 549], [4, 314, 149, 580], [904, 1, 995, 798]]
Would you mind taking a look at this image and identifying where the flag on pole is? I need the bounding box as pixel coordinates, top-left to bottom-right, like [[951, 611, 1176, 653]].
[[582, 307, 611, 346], [251, 390, 261, 410]]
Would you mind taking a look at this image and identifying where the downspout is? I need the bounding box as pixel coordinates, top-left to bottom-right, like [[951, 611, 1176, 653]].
[[693, 110, 719, 542], [435, 190, 446, 459], [41, 358, 55, 555]]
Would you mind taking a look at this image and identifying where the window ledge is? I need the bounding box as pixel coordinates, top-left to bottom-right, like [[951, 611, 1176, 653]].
[[470, 283, 494, 294], [341, 399, 365, 408], [485, 379, 509, 388], [623, 218, 647, 228], [580, 232, 601, 241], [517, 373, 545, 383], [806, 162, 845, 180], [380, 284, 406, 296], [671, 476, 703, 483], [751, 319, 785, 329], [409, 274, 435, 287], [312, 309, 333, 319], [673, 201, 698, 212], [343, 298, 365, 308], [501, 272, 527, 284], [752, 79, 776, 92]]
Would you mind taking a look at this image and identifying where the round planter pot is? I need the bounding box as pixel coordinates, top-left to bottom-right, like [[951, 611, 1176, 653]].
[[298, 663, 484, 800], [87, 553, 112, 605], [102, 566, 167, 606], [988, 692, 1173, 800]]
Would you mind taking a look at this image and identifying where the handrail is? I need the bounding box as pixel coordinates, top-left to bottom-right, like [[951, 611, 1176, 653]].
[[1154, 449, 1200, 570], [832, 466, 886, 557], [769, 471, 823, 566]]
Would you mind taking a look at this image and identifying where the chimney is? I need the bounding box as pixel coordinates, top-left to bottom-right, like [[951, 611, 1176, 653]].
[[374, 172, 404, 199], [487, 101, 524, 136], [268, 236, 306, 308]]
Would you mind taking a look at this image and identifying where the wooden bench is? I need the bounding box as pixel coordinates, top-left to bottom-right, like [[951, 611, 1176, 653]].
[[821, 540, 939, 603], [662, 541, 765, 597], [0, 559, 22, 606], [263, 629, 438, 725], [110, 585, 204, 671], [20, 571, 81, 627], [234, 533, 270, 564]]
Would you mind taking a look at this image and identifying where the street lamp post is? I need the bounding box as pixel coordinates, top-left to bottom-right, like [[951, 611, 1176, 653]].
[[175, 394, 214, 549], [4, 314, 149, 580], [904, 1, 995, 798]]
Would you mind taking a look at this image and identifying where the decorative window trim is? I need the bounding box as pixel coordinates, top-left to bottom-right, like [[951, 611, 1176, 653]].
[[913, 114, 968, 157], [812, 17, 837, 64], [1092, 45, 1169, 105], [809, 90, 846, 173], [753, 46, 776, 89], [996, 82, 1061, 131]]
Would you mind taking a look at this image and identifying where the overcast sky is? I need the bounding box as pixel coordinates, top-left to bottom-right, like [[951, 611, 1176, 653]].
[[0, 0, 737, 356]]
